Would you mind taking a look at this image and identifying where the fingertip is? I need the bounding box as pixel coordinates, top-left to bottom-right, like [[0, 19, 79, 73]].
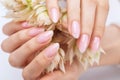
[[44, 43, 60, 58], [46, 0, 60, 23], [2, 21, 26, 35], [77, 34, 89, 53], [51, 8, 59, 23], [70, 21, 80, 39], [90, 37, 101, 52], [37, 31, 53, 43], [21, 22, 31, 28]]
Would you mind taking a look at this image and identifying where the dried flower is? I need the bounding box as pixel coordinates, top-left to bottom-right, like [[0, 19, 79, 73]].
[[2, 0, 105, 73]]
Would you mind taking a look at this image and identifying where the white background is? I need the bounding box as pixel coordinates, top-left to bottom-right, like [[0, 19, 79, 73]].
[[0, 0, 120, 80]]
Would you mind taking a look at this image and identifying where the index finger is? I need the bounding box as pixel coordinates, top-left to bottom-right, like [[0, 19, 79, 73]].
[[2, 21, 31, 35], [22, 43, 59, 80]]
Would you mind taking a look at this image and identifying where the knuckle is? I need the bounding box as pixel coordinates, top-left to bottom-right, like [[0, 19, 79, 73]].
[[1, 39, 12, 53], [9, 54, 18, 67], [24, 42, 34, 52], [34, 58, 43, 67], [34, 55, 50, 68], [17, 31, 25, 41], [94, 26, 105, 37]]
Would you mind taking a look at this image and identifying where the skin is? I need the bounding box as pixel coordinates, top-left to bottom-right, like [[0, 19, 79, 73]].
[[1, 22, 120, 80], [46, 0, 109, 53]]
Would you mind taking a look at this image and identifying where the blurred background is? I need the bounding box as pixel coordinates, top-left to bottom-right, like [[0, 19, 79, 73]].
[[0, 0, 120, 80]]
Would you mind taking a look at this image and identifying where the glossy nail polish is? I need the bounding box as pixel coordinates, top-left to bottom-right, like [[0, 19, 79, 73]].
[[71, 21, 80, 38], [44, 43, 59, 58], [78, 34, 89, 53], [28, 28, 44, 36], [37, 31, 53, 43], [91, 37, 100, 52], [51, 8, 59, 23], [22, 22, 31, 28]]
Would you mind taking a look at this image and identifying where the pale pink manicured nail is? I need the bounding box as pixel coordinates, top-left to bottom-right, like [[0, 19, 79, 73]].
[[44, 43, 59, 58], [91, 37, 100, 52], [71, 21, 80, 38], [51, 8, 59, 23], [37, 31, 53, 43], [22, 22, 31, 28], [28, 28, 44, 36], [79, 34, 89, 53]]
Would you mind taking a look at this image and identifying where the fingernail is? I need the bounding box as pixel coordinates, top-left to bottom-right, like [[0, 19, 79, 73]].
[[91, 37, 100, 52], [22, 22, 31, 28], [78, 34, 89, 53], [37, 31, 53, 43], [51, 8, 59, 23], [44, 43, 59, 58], [71, 21, 80, 38], [28, 28, 44, 36]]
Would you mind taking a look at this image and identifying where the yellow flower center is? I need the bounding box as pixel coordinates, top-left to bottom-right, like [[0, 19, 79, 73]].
[[26, 0, 32, 9]]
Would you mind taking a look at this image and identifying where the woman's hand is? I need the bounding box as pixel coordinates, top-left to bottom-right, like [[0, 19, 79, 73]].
[[46, 0, 109, 53], [1, 21, 56, 68], [1, 21, 84, 80]]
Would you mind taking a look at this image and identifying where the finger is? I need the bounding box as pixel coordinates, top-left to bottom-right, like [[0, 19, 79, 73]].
[[39, 60, 83, 80], [67, 0, 81, 38], [46, 0, 60, 23], [90, 0, 109, 52], [1, 28, 44, 53], [77, 0, 97, 53], [22, 43, 59, 80], [2, 21, 31, 35], [8, 31, 53, 68]]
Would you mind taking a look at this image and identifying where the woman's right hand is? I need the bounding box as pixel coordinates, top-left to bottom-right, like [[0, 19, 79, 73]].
[[1, 21, 84, 80], [1, 21, 59, 68]]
